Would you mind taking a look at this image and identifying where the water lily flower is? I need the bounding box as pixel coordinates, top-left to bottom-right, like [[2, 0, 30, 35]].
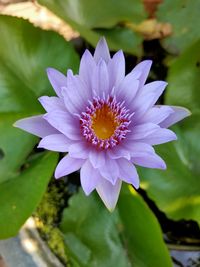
[[14, 38, 190, 211]]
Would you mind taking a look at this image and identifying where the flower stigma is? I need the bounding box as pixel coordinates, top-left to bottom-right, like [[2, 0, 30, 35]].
[[91, 104, 119, 140]]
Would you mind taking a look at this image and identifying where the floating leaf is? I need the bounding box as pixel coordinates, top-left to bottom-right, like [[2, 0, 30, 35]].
[[0, 113, 37, 184], [157, 0, 200, 54], [60, 187, 172, 267], [166, 41, 200, 113], [0, 152, 58, 239], [0, 15, 79, 113], [38, 0, 147, 55]]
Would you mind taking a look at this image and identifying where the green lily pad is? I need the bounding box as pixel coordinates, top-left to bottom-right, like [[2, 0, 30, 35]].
[[0, 15, 79, 113], [0, 113, 37, 183], [157, 0, 200, 54], [38, 0, 146, 55], [60, 187, 172, 267], [0, 152, 58, 239], [39, 0, 145, 28], [166, 40, 200, 113]]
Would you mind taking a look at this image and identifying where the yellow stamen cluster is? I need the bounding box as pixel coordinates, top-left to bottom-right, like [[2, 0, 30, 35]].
[[91, 104, 119, 140]]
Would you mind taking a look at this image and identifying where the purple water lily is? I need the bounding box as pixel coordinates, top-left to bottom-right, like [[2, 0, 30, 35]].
[[15, 38, 190, 210]]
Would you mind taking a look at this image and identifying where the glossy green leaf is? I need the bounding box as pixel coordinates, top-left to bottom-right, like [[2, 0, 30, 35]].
[[118, 186, 172, 267], [60, 190, 130, 267], [166, 41, 200, 113], [60, 187, 172, 267], [0, 15, 79, 113], [0, 152, 58, 239], [157, 0, 200, 54], [38, 0, 146, 55], [139, 114, 200, 223], [0, 113, 37, 183], [39, 0, 145, 28]]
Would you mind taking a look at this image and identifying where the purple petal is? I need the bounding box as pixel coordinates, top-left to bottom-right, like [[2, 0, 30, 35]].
[[122, 140, 166, 169], [79, 49, 96, 88], [108, 50, 125, 88], [116, 67, 139, 99], [94, 37, 111, 63], [131, 154, 166, 170], [44, 110, 81, 140], [116, 73, 139, 106], [62, 70, 89, 114], [89, 149, 105, 168], [55, 154, 85, 179], [46, 68, 68, 98], [92, 59, 109, 96], [96, 178, 122, 211], [107, 145, 131, 160], [129, 123, 160, 140], [132, 153, 166, 169], [38, 134, 71, 152], [68, 141, 90, 159], [140, 105, 174, 125], [117, 158, 139, 188], [80, 160, 101, 195], [14, 115, 57, 138], [38, 96, 65, 112], [139, 128, 177, 145], [133, 81, 167, 118], [160, 106, 191, 128], [122, 141, 154, 156], [99, 157, 119, 185], [130, 60, 152, 88]]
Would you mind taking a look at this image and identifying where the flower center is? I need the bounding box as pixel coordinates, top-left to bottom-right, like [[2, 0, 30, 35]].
[[80, 96, 132, 149], [91, 104, 119, 140]]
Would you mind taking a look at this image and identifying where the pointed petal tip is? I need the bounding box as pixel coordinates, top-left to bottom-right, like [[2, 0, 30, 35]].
[[98, 36, 107, 45], [133, 179, 140, 189], [13, 121, 18, 128], [46, 67, 52, 74], [159, 160, 167, 170], [38, 96, 44, 105], [84, 191, 91, 197], [161, 163, 167, 170], [46, 67, 57, 77], [166, 130, 177, 142], [104, 200, 117, 212], [146, 59, 153, 65], [115, 49, 124, 57], [81, 49, 92, 60], [94, 37, 110, 63], [185, 108, 192, 116], [37, 143, 41, 149], [177, 106, 192, 117], [160, 106, 191, 128], [172, 132, 178, 141], [67, 69, 73, 77], [107, 206, 115, 212], [96, 179, 122, 211], [54, 169, 62, 179], [13, 118, 33, 131], [13, 118, 24, 128], [141, 59, 153, 68], [158, 80, 168, 88]]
